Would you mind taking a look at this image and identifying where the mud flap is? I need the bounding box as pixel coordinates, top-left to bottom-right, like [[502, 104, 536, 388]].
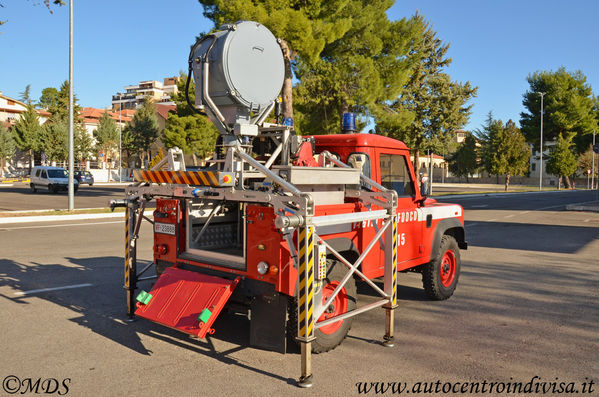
[[249, 293, 288, 353], [135, 267, 239, 338]]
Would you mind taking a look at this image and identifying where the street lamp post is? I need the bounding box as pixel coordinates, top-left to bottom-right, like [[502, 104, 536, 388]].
[[68, 0, 74, 210], [537, 92, 545, 191], [118, 93, 122, 183]]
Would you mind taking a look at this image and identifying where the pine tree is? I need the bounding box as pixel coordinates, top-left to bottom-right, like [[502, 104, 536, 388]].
[[377, 14, 477, 168], [125, 99, 159, 166], [93, 110, 119, 165], [482, 119, 530, 191], [547, 133, 578, 189], [449, 133, 478, 182], [40, 117, 68, 164], [13, 104, 42, 172], [520, 68, 597, 154], [162, 73, 219, 165], [39, 87, 60, 113], [0, 122, 16, 178], [293, 1, 421, 134], [74, 127, 93, 163]]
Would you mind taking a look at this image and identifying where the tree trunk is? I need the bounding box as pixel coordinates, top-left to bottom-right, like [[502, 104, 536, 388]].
[[504, 173, 510, 191], [0, 158, 4, 178], [279, 40, 294, 122], [192, 153, 198, 167], [29, 149, 33, 175], [466, 174, 469, 183], [563, 175, 572, 189], [414, 150, 420, 175]]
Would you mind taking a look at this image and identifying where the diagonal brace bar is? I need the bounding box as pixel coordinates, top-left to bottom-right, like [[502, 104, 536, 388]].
[[313, 219, 391, 321]]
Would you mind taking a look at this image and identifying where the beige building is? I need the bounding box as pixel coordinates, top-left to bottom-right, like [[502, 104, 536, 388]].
[[112, 77, 178, 111]]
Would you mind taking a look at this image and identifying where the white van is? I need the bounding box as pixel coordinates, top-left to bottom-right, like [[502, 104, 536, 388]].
[[30, 166, 78, 193]]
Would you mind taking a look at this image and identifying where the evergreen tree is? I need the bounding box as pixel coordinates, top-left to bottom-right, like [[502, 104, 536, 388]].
[[578, 144, 598, 179], [520, 68, 597, 154], [163, 73, 219, 165], [547, 133, 578, 189], [293, 2, 421, 134], [93, 110, 119, 165], [482, 119, 530, 191], [39, 87, 59, 113], [19, 84, 35, 106], [12, 104, 41, 172], [0, 122, 15, 178], [163, 113, 218, 166], [40, 117, 68, 164], [377, 14, 477, 167], [125, 100, 159, 166], [449, 133, 478, 182], [74, 127, 93, 164]]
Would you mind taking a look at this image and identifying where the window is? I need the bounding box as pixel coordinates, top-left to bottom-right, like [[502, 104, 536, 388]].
[[347, 152, 371, 178], [41, 170, 47, 178], [380, 154, 414, 197], [35, 169, 41, 177]]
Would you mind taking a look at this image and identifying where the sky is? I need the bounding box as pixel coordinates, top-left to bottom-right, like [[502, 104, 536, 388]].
[[1, 0, 598, 132]]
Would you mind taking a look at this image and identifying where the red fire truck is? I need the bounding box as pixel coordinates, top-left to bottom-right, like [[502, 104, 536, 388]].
[[114, 21, 466, 387]]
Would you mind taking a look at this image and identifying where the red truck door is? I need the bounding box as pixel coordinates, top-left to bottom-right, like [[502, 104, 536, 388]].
[[377, 151, 423, 265]]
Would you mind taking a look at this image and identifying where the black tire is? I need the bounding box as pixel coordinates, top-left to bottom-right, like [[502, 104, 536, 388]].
[[288, 259, 357, 353], [30, 183, 37, 193], [422, 235, 461, 300], [49, 184, 57, 194], [89, 183, 93, 187]]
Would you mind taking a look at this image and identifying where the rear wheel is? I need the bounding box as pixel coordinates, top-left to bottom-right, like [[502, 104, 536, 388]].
[[422, 235, 460, 300], [288, 259, 356, 353]]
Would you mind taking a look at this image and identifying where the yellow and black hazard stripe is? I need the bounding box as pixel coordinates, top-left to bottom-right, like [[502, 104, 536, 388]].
[[298, 226, 314, 339], [391, 216, 398, 306], [132, 170, 234, 187], [124, 207, 131, 289]]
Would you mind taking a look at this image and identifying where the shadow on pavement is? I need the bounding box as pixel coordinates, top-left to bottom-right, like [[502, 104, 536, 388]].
[[467, 221, 599, 254], [0, 256, 293, 384]]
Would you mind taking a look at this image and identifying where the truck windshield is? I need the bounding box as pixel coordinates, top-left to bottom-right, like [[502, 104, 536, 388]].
[[47, 169, 68, 178], [379, 154, 413, 197]]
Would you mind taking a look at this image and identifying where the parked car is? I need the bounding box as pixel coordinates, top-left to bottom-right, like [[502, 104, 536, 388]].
[[74, 170, 94, 186], [30, 166, 78, 194]]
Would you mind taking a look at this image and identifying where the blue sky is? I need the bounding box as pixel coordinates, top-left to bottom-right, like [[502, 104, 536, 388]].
[[1, 1, 598, 132]]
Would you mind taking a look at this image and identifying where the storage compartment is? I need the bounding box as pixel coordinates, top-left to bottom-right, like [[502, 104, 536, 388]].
[[185, 200, 246, 270]]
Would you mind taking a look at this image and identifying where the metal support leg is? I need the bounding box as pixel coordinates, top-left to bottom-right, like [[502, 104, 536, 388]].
[[296, 225, 315, 388], [383, 215, 398, 347], [124, 202, 138, 320]]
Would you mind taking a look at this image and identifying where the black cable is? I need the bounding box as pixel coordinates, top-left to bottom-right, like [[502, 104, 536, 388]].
[[185, 35, 215, 116]]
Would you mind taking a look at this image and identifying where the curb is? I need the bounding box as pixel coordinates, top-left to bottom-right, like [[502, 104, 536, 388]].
[[565, 204, 599, 213], [0, 210, 153, 225], [435, 190, 583, 200]]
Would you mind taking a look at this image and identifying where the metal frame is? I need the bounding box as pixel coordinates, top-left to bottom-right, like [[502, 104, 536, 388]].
[[119, 140, 399, 388]]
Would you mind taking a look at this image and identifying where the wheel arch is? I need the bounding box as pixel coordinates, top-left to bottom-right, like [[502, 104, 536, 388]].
[[429, 218, 467, 262]]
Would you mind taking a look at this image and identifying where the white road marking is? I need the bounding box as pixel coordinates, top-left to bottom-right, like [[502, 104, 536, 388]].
[[465, 223, 480, 228], [584, 219, 590, 223], [536, 200, 598, 211], [470, 204, 489, 208], [14, 283, 93, 296], [505, 214, 515, 218], [0, 220, 123, 231]]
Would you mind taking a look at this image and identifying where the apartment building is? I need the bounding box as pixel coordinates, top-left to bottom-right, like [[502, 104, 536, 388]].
[[111, 77, 178, 111]]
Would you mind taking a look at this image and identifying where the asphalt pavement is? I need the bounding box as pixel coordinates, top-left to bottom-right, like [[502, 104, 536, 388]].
[[0, 191, 597, 396]]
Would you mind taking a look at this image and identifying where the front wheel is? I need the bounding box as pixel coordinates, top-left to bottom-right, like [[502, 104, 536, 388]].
[[422, 235, 461, 300], [30, 183, 37, 193]]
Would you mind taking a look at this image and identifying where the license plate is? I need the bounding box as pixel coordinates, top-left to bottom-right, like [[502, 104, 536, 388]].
[[154, 222, 176, 235]]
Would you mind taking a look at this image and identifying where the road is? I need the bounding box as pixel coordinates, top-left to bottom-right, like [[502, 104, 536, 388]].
[[0, 191, 597, 396], [0, 183, 127, 211]]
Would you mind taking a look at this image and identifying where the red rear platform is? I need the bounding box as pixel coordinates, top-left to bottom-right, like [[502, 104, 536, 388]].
[[135, 267, 239, 338]]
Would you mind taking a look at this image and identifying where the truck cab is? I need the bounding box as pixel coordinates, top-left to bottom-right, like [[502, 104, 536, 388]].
[[313, 133, 467, 297]]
